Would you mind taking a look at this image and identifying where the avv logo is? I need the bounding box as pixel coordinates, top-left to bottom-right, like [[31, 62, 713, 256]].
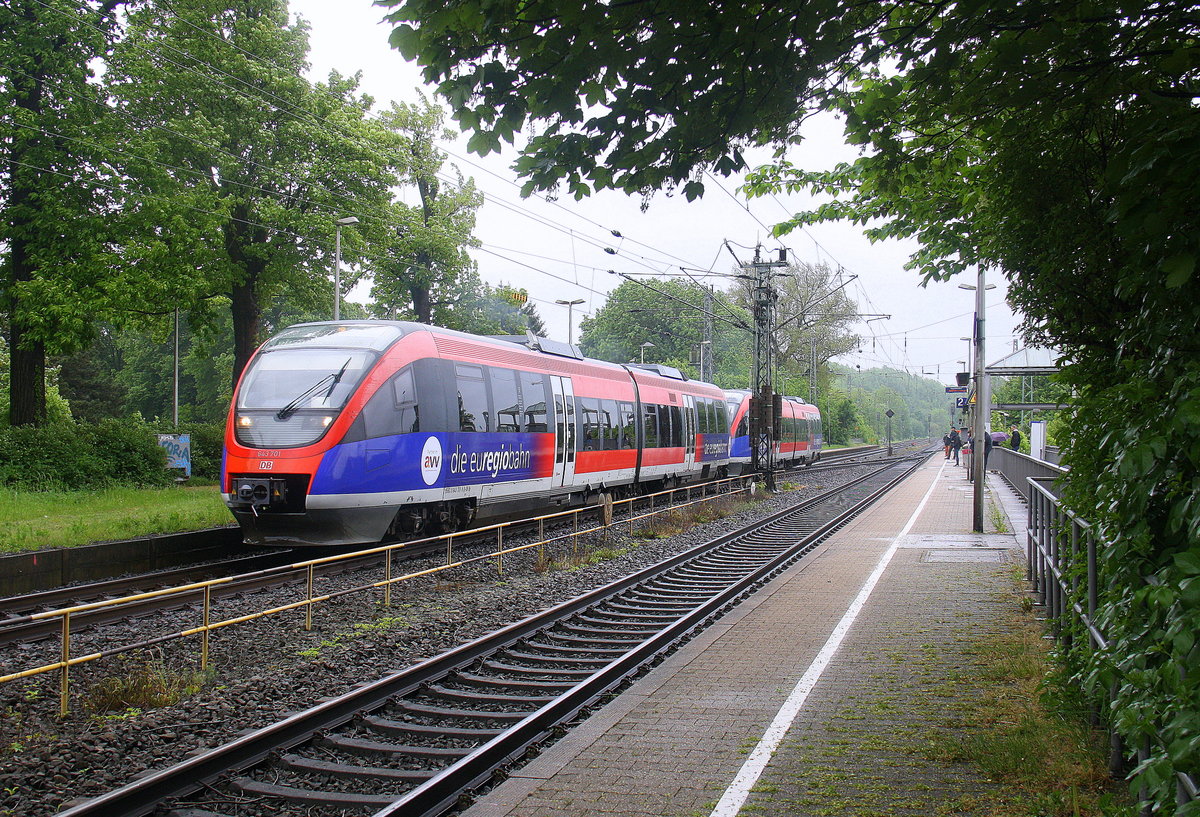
[[420, 436, 443, 486]]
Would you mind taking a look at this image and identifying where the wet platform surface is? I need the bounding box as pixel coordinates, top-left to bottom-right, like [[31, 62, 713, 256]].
[[463, 454, 1028, 817]]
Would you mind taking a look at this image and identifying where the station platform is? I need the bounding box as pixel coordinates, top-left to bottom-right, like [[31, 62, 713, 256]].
[[461, 453, 1029, 817]]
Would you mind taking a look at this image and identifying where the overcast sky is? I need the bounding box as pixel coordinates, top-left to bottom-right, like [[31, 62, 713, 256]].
[[289, 0, 1024, 388]]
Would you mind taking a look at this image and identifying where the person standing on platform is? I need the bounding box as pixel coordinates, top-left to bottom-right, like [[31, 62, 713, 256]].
[[984, 430, 994, 469], [949, 428, 962, 465], [943, 430, 953, 459], [1010, 425, 1022, 451]]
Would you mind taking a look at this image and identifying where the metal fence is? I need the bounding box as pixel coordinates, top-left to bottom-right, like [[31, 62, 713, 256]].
[[1026, 477, 1197, 811], [988, 446, 1066, 502], [0, 476, 753, 715]]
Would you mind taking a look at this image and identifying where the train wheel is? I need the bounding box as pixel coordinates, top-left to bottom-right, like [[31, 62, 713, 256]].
[[448, 501, 475, 532], [389, 507, 427, 538]]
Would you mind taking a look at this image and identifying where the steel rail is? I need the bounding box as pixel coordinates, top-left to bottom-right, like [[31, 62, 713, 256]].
[[56, 456, 925, 817]]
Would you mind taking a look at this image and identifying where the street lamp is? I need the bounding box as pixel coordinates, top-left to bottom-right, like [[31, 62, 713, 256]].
[[555, 297, 585, 345], [640, 341, 655, 364], [333, 215, 359, 321], [957, 276, 996, 532]]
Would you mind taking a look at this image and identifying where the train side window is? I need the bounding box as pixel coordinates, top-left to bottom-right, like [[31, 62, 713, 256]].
[[352, 366, 417, 440], [619, 402, 636, 449], [735, 411, 748, 438], [599, 399, 619, 450], [456, 364, 489, 432], [666, 405, 681, 447], [716, 400, 729, 433], [520, 372, 549, 432], [491, 368, 521, 433], [702, 399, 715, 435], [554, 392, 565, 462], [391, 367, 419, 433], [578, 396, 602, 450], [656, 404, 671, 447], [643, 404, 659, 448]]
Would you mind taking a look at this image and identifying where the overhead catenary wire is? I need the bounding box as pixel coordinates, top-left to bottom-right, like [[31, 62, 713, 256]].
[[26, 0, 912, 357], [32, 0, 711, 288]]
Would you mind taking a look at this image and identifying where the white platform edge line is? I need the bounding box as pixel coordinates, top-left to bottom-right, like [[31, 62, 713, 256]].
[[709, 458, 946, 817]]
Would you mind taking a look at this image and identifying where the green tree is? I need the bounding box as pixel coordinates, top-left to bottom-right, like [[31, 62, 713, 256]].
[[1, 0, 126, 426], [370, 98, 484, 325], [383, 5, 1200, 801], [579, 278, 749, 384], [728, 259, 860, 399], [106, 0, 403, 387]]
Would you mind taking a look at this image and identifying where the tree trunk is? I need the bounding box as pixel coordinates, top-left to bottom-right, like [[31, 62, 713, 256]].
[[230, 274, 261, 392], [410, 281, 432, 324], [9, 319, 47, 427], [6, 207, 46, 426]]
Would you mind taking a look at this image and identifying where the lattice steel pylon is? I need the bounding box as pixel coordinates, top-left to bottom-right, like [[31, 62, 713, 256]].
[[747, 248, 789, 491]]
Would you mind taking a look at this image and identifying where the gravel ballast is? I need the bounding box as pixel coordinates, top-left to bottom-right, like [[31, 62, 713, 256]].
[[0, 466, 883, 817]]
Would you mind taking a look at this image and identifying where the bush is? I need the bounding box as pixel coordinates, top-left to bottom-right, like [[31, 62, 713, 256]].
[[0, 419, 174, 490]]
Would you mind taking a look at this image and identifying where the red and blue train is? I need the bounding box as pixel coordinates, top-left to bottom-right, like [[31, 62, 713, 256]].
[[724, 389, 824, 473], [222, 321, 823, 546], [222, 321, 745, 546]]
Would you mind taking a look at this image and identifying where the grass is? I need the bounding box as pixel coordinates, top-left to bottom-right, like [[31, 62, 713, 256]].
[[0, 483, 232, 553], [933, 615, 1129, 816], [746, 569, 1132, 817], [83, 650, 212, 715]]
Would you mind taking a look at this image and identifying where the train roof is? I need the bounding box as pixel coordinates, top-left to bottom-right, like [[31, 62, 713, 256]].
[[281, 321, 722, 392]]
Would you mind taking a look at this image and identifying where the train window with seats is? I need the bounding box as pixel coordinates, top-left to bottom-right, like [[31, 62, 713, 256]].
[[712, 399, 728, 434], [668, 405, 683, 447], [619, 402, 637, 449], [491, 368, 521, 433], [656, 404, 671, 447], [456, 364, 489, 432], [578, 397, 602, 450], [599, 399, 619, 450], [520, 371, 549, 432], [643, 404, 659, 448]]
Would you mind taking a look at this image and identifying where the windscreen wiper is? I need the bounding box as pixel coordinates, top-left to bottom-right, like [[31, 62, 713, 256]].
[[275, 358, 351, 421]]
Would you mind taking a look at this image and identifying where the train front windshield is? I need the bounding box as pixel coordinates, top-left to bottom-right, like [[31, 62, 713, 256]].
[[234, 323, 403, 448]]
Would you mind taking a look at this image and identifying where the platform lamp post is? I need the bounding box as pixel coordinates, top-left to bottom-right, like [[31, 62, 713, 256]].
[[640, 341, 655, 364], [555, 298, 585, 345], [958, 271, 996, 533], [333, 215, 359, 321]]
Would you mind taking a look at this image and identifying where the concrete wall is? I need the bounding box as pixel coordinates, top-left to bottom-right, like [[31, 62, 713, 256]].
[[0, 527, 245, 597]]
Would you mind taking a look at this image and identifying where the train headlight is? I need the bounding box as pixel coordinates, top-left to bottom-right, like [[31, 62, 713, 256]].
[[237, 415, 253, 428], [321, 416, 333, 427]]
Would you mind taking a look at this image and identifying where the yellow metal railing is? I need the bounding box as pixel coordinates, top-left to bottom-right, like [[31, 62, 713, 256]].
[[0, 475, 753, 715]]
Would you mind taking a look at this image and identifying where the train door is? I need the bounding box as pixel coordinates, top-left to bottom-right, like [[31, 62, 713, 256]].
[[550, 376, 577, 487], [683, 395, 697, 470]]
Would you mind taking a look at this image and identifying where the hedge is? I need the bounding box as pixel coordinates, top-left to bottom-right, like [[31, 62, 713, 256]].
[[0, 420, 190, 490]]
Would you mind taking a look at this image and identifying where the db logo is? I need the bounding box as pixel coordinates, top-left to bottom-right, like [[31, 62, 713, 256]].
[[420, 436, 442, 486], [258, 461, 274, 470]]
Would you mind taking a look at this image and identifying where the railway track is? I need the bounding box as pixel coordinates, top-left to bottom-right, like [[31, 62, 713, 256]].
[[58, 449, 930, 817], [0, 445, 906, 651]]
